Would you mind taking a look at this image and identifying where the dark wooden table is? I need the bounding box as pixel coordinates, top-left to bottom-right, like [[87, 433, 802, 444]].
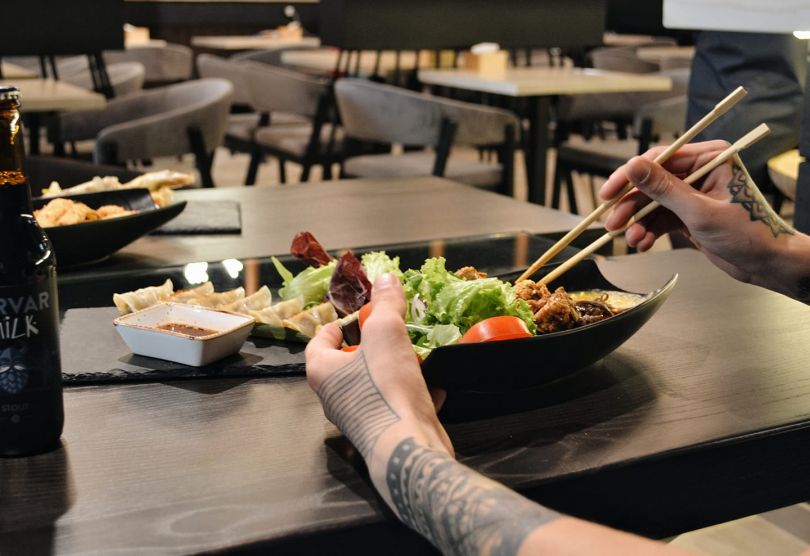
[[61, 176, 586, 277], [4, 248, 810, 554]]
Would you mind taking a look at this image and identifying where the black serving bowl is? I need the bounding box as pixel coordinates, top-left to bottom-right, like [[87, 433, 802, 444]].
[[33, 189, 186, 267], [419, 259, 677, 392]]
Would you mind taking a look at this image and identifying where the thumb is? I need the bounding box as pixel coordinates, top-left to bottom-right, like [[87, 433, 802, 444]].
[[370, 273, 406, 319], [627, 157, 703, 220]]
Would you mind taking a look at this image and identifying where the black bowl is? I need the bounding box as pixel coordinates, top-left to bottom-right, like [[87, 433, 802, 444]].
[[33, 189, 186, 267], [420, 259, 677, 392]]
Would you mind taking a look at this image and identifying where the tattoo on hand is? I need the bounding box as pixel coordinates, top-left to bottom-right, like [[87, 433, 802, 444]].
[[316, 352, 400, 460], [388, 438, 561, 556], [727, 163, 794, 238]]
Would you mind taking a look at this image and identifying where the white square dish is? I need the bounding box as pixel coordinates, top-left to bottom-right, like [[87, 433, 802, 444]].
[[114, 302, 254, 367]]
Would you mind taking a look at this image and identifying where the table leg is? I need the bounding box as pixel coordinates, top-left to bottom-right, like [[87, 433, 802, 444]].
[[526, 96, 551, 205], [27, 114, 41, 156], [793, 66, 810, 233]]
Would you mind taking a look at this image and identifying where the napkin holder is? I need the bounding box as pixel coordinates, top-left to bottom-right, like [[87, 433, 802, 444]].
[[464, 48, 508, 74]]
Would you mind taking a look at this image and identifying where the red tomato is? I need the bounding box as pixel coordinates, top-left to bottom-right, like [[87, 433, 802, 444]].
[[341, 345, 360, 353], [358, 303, 372, 330], [460, 316, 532, 344]]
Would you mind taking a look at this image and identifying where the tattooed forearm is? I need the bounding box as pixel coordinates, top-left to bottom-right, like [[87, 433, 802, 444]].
[[727, 161, 794, 238], [387, 437, 561, 556], [316, 353, 400, 459]]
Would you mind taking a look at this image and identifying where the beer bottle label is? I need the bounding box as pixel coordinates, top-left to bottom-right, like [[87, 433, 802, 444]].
[[0, 279, 62, 423]]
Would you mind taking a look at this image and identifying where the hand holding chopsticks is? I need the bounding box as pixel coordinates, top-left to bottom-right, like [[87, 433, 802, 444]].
[[537, 123, 771, 287], [516, 86, 748, 284]]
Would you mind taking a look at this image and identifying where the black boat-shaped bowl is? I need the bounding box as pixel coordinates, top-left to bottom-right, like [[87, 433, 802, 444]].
[[420, 259, 677, 392], [33, 189, 186, 267]]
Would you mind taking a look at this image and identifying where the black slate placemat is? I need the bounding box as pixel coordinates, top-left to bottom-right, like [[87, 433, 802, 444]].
[[152, 200, 241, 235], [60, 307, 305, 385]]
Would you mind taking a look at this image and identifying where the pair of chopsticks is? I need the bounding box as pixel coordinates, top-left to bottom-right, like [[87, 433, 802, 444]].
[[517, 86, 768, 286]]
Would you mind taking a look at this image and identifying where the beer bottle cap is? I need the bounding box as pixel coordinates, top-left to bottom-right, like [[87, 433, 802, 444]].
[[0, 86, 21, 102]]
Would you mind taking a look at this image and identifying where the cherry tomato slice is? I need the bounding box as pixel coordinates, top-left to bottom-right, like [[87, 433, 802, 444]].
[[460, 316, 532, 344], [341, 345, 360, 353], [358, 302, 372, 330]]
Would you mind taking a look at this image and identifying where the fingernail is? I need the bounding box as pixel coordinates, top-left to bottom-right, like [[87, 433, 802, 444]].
[[374, 273, 398, 290], [628, 158, 652, 184]]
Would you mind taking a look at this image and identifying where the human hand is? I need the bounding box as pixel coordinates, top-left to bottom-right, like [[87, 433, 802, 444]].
[[600, 141, 809, 295], [306, 274, 453, 474]]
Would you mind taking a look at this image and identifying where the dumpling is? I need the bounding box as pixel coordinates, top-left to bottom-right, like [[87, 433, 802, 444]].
[[186, 288, 245, 309], [249, 296, 305, 326], [113, 279, 174, 315], [283, 302, 338, 338], [221, 286, 273, 314], [171, 282, 215, 303]]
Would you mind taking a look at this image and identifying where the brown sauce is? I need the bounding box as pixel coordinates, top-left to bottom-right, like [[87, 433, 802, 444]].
[[157, 322, 217, 337]]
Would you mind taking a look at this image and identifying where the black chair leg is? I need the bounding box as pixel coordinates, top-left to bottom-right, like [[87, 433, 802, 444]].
[[300, 163, 311, 182], [278, 159, 287, 184], [552, 163, 564, 210], [322, 162, 333, 180], [187, 127, 215, 188], [565, 169, 578, 214], [245, 151, 261, 186], [196, 151, 215, 188]]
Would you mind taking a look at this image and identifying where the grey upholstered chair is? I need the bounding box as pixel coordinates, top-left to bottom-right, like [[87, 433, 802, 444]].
[[104, 44, 194, 87], [335, 79, 519, 195], [59, 78, 233, 187], [62, 62, 146, 97], [231, 45, 326, 76], [241, 60, 340, 183], [553, 95, 688, 213]]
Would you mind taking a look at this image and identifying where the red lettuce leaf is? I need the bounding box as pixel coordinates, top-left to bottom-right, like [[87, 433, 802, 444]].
[[328, 251, 372, 316], [291, 231, 332, 267]]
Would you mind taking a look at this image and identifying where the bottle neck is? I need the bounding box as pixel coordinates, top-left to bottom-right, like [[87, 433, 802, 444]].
[[0, 103, 33, 224]]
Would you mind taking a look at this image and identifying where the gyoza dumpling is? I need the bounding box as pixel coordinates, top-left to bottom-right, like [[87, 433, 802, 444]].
[[124, 170, 194, 191], [282, 302, 338, 338], [221, 286, 273, 314], [249, 296, 305, 326], [186, 288, 245, 309], [113, 279, 174, 315], [171, 282, 215, 303]]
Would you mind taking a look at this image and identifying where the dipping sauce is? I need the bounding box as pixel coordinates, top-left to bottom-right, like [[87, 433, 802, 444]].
[[157, 322, 217, 337]]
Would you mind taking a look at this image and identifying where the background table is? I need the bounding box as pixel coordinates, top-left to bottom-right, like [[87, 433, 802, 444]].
[[418, 67, 672, 205], [6, 79, 107, 113], [0, 79, 107, 155], [191, 34, 320, 54], [4, 246, 810, 554], [64, 176, 587, 275]]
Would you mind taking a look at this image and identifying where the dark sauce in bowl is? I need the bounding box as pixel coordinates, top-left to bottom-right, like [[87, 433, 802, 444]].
[[157, 323, 217, 337]]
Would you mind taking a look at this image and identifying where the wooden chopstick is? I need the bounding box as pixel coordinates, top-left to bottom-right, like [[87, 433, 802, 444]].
[[516, 86, 748, 283], [537, 123, 771, 287]]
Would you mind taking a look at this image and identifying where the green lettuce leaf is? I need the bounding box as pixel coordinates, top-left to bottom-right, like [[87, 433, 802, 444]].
[[361, 251, 403, 283], [272, 257, 337, 305], [402, 257, 536, 335]]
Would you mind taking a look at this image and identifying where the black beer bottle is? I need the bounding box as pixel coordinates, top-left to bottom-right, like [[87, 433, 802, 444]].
[[0, 87, 63, 456]]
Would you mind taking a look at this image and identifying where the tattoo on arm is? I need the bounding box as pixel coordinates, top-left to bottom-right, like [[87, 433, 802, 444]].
[[316, 352, 400, 460], [388, 437, 562, 556], [727, 162, 794, 238]]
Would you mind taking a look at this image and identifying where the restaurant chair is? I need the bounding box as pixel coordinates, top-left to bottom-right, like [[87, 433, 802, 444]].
[[104, 44, 194, 88], [241, 60, 341, 184], [335, 79, 519, 195], [553, 95, 687, 213], [61, 62, 146, 98], [231, 45, 327, 76], [555, 67, 690, 142], [58, 78, 233, 188]]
